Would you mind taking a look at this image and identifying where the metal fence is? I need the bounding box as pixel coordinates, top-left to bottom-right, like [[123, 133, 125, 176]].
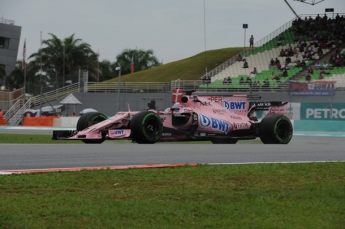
[[0, 17, 15, 25]]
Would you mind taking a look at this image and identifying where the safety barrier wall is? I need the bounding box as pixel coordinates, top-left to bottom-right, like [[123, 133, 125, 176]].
[[53, 117, 80, 128], [294, 120, 345, 132]]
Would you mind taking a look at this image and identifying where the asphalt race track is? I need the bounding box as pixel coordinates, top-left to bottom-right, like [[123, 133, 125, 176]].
[[0, 136, 344, 171]]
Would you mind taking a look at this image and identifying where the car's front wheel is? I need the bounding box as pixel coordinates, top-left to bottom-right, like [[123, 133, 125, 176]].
[[130, 111, 163, 144], [76, 112, 107, 144]]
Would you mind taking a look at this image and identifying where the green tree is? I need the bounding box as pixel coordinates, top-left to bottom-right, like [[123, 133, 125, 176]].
[[98, 60, 117, 81], [29, 33, 99, 88], [115, 48, 160, 75]]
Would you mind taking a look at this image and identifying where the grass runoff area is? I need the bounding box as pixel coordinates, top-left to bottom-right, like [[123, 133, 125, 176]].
[[0, 163, 344, 228], [0, 133, 263, 144]]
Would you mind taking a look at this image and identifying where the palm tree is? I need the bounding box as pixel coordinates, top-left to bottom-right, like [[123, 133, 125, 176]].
[[6, 61, 24, 90], [115, 48, 160, 75], [98, 60, 118, 81], [29, 33, 99, 89]]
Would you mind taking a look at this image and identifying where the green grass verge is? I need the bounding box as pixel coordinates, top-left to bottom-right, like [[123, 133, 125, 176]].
[[0, 163, 344, 228], [0, 133, 262, 144]]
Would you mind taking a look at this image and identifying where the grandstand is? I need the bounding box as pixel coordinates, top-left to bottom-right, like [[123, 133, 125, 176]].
[[199, 13, 345, 92]]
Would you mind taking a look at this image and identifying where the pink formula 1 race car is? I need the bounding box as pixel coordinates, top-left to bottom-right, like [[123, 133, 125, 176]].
[[52, 91, 293, 144]]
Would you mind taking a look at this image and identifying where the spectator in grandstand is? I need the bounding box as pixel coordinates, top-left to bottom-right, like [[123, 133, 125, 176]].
[[286, 46, 294, 56], [317, 47, 323, 58], [275, 58, 280, 66], [318, 72, 324, 79], [281, 62, 290, 71], [223, 78, 228, 84], [285, 56, 292, 65], [305, 72, 311, 82], [295, 60, 301, 67], [271, 72, 277, 80], [269, 58, 275, 68], [278, 69, 284, 78], [249, 35, 254, 48], [227, 77, 232, 84], [276, 62, 282, 70], [315, 61, 321, 70], [201, 75, 211, 84], [323, 14, 328, 21], [250, 67, 258, 77], [293, 47, 298, 55], [298, 44, 305, 53], [335, 13, 340, 21], [239, 77, 244, 85], [243, 60, 248, 68], [307, 66, 314, 75], [263, 78, 270, 88], [293, 54, 300, 64], [280, 49, 286, 57], [245, 77, 252, 85], [282, 69, 288, 77], [315, 14, 321, 21], [300, 60, 307, 69], [312, 38, 319, 48], [236, 54, 243, 61], [307, 44, 313, 52], [322, 61, 328, 70], [329, 55, 336, 65], [307, 51, 314, 60]]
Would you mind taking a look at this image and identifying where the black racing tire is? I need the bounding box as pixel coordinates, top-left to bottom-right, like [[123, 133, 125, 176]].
[[130, 111, 163, 144], [76, 112, 107, 144], [259, 115, 293, 144], [211, 138, 238, 144]]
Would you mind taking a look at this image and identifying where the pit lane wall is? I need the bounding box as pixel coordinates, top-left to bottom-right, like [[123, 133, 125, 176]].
[[23, 117, 80, 127]]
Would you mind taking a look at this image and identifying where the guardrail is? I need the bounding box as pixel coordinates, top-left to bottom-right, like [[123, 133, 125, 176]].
[[0, 17, 15, 25], [86, 82, 171, 93]]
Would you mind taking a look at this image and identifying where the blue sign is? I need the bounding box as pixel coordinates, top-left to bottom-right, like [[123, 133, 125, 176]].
[[199, 114, 231, 134], [243, 24, 248, 29]]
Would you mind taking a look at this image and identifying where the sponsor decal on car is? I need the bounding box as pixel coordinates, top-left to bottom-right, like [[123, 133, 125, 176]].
[[233, 122, 249, 130], [114, 130, 124, 135], [199, 114, 232, 134], [212, 109, 226, 115], [269, 107, 286, 114], [229, 115, 242, 120], [200, 101, 212, 106], [223, 101, 246, 110], [208, 96, 223, 103]]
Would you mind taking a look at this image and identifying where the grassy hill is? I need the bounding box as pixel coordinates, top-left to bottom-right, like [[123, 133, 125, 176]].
[[105, 47, 245, 83]]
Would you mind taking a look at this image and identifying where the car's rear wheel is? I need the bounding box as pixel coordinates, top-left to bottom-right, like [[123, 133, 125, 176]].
[[211, 138, 238, 144], [259, 115, 293, 144], [130, 111, 163, 144], [76, 112, 107, 144]]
